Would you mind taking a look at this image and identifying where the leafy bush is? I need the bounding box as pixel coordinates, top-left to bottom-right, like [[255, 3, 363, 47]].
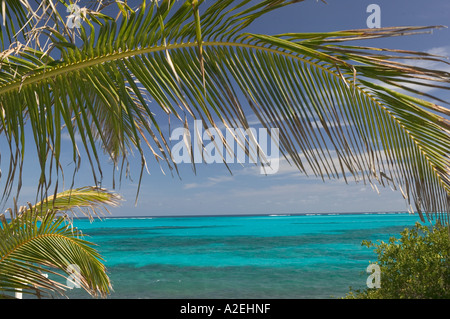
[[345, 222, 450, 299]]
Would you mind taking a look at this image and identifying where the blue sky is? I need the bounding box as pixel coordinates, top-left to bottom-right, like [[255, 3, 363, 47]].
[[2, 0, 450, 216]]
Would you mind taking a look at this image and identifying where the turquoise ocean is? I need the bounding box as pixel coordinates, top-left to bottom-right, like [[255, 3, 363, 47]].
[[61, 212, 420, 299]]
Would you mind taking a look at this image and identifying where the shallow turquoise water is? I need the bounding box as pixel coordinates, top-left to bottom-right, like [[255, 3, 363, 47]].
[[61, 213, 420, 299]]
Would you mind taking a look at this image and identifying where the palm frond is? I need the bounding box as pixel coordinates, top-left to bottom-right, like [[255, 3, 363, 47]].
[[0, 0, 449, 223], [0, 210, 112, 298], [20, 186, 123, 221], [0, 0, 33, 47]]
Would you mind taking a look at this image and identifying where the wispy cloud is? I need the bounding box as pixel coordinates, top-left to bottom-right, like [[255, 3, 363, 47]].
[[373, 45, 450, 95], [183, 175, 234, 189]]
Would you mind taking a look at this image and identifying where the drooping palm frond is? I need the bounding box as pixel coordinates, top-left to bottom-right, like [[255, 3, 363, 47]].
[[0, 207, 113, 298], [16, 186, 122, 221], [0, 0, 33, 47], [0, 0, 449, 223]]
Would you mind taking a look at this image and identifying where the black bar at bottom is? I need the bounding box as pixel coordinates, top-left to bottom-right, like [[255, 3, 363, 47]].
[[3, 298, 439, 317]]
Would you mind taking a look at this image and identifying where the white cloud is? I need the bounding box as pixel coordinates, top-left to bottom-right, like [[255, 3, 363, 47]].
[[183, 174, 234, 189], [373, 45, 450, 95]]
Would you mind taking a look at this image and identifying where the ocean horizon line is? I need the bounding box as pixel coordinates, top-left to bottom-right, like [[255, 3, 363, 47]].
[[2, 211, 417, 222], [89, 210, 414, 220]]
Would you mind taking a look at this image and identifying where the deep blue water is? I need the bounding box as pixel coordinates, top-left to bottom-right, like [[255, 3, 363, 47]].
[[60, 212, 420, 299]]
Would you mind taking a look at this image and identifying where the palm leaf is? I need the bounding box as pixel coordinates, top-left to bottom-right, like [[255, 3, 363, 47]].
[[0, 0, 449, 223], [0, 0, 33, 47], [0, 209, 112, 298], [18, 186, 122, 221]]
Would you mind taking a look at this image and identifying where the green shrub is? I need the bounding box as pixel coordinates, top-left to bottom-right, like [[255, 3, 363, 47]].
[[345, 222, 450, 299]]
